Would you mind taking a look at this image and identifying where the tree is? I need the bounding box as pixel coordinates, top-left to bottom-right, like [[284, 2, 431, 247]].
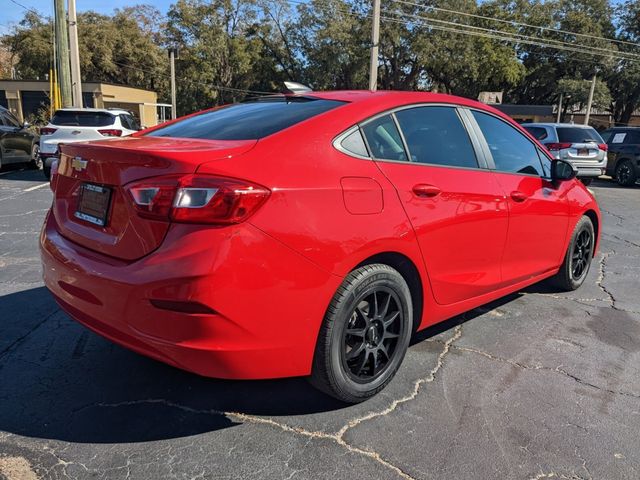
[[607, 0, 640, 125], [557, 77, 611, 120]]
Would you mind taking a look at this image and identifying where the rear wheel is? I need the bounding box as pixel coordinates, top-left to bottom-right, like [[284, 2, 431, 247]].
[[29, 144, 42, 170], [615, 160, 637, 187], [310, 264, 412, 403], [551, 216, 595, 291]]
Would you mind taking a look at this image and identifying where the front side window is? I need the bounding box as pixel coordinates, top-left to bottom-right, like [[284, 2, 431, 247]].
[[395, 106, 478, 168], [472, 111, 544, 176], [147, 97, 345, 140], [361, 115, 407, 161]]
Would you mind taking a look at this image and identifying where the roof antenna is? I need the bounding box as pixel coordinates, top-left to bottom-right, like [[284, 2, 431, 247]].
[[283, 81, 312, 94]]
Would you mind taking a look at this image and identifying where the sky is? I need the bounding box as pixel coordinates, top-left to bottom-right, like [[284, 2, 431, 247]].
[[1, 0, 175, 34]]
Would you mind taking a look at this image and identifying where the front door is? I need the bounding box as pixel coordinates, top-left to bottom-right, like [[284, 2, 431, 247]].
[[360, 106, 509, 305], [468, 109, 570, 285]]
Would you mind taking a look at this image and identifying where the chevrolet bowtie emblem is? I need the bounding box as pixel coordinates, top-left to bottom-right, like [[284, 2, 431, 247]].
[[71, 157, 88, 172]]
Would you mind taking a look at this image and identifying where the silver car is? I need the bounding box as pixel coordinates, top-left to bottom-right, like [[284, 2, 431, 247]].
[[523, 123, 607, 183]]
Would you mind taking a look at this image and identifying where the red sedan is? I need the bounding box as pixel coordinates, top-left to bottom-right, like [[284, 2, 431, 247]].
[[40, 91, 600, 403]]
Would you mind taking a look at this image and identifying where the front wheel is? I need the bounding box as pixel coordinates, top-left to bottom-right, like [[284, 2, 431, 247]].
[[310, 264, 413, 403], [551, 216, 595, 291]]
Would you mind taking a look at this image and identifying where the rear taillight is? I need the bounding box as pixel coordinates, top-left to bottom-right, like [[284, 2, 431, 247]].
[[546, 143, 572, 151], [598, 143, 608, 151], [50, 159, 59, 191], [98, 129, 122, 137], [40, 127, 57, 135], [126, 175, 270, 224]]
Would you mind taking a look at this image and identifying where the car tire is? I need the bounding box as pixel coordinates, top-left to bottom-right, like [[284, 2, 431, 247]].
[[43, 164, 51, 180], [579, 178, 593, 186], [29, 144, 42, 170], [615, 160, 637, 187], [310, 263, 413, 403], [551, 216, 595, 291]]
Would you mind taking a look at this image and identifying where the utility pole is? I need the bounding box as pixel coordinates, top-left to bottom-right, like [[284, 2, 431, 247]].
[[556, 92, 563, 123], [54, 0, 72, 107], [368, 0, 381, 91], [68, 0, 83, 108], [584, 73, 596, 125], [169, 48, 177, 120]]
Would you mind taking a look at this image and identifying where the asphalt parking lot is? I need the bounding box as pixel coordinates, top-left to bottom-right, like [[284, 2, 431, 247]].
[[1, 168, 639, 480]]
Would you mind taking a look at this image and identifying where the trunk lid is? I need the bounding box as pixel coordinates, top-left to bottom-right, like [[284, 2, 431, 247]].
[[53, 136, 257, 261]]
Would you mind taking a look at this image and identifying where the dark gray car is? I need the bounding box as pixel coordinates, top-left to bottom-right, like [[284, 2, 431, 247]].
[[0, 106, 41, 170]]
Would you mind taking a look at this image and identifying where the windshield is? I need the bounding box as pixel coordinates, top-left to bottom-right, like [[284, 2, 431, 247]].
[[146, 97, 345, 141]]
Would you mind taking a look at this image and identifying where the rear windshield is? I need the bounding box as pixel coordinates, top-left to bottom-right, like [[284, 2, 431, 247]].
[[146, 97, 345, 140], [51, 111, 115, 127], [557, 127, 603, 143]]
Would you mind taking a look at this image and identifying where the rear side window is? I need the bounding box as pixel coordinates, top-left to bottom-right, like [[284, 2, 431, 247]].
[[1, 111, 20, 127], [146, 97, 345, 140], [52, 111, 115, 127], [339, 129, 369, 157], [120, 114, 140, 131], [472, 110, 544, 176], [395, 106, 478, 168], [361, 115, 407, 161], [523, 126, 548, 141], [556, 127, 602, 143]]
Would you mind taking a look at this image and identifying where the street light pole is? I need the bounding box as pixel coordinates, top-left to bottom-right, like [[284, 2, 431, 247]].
[[169, 48, 177, 120], [556, 93, 563, 123], [368, 0, 381, 91], [68, 0, 83, 108], [584, 73, 596, 125]]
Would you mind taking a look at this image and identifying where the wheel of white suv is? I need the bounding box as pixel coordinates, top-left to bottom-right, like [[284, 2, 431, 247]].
[[310, 264, 413, 403]]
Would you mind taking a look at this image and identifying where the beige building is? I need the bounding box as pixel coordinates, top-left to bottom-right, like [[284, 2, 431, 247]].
[[0, 80, 166, 127]]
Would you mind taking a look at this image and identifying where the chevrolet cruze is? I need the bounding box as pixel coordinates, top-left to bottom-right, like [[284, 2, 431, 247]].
[[40, 91, 600, 403]]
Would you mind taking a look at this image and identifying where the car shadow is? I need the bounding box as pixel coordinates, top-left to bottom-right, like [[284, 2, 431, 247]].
[[0, 166, 46, 182], [0, 286, 519, 444], [590, 178, 638, 189]]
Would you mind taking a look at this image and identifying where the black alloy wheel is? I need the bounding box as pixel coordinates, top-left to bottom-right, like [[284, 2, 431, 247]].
[[551, 216, 595, 291], [341, 289, 403, 383], [310, 263, 412, 403], [570, 228, 592, 282], [616, 160, 637, 187]]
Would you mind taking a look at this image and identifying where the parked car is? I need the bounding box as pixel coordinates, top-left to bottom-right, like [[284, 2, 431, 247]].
[[40, 91, 600, 403], [39, 108, 141, 178], [600, 127, 640, 186], [0, 105, 40, 170], [522, 122, 607, 185]]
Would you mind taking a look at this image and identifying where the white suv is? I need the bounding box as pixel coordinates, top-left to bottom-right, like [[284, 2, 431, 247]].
[[39, 108, 140, 178]]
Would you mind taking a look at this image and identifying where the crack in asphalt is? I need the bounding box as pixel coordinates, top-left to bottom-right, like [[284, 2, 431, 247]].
[[70, 326, 463, 480], [604, 232, 640, 250], [0, 308, 60, 361], [448, 344, 640, 400]]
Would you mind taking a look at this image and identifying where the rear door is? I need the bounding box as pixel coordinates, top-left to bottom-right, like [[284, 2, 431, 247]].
[[362, 105, 509, 305], [468, 109, 570, 285]]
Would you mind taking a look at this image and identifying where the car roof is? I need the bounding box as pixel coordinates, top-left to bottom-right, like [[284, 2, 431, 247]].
[[54, 108, 131, 115], [523, 123, 596, 129]]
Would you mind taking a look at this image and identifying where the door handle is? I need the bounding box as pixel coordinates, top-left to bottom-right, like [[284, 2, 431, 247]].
[[510, 190, 528, 202], [412, 184, 441, 198]]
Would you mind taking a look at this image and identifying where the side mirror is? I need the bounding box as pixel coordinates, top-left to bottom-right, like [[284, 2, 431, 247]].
[[551, 159, 577, 181], [22, 121, 31, 129]]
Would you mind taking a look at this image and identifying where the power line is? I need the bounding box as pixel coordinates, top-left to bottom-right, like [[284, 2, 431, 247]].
[[284, 0, 640, 64], [385, 12, 640, 61], [390, 0, 640, 51]]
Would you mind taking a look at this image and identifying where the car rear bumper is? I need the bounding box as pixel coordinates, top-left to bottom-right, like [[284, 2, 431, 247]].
[[40, 211, 339, 379], [567, 158, 608, 178]]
